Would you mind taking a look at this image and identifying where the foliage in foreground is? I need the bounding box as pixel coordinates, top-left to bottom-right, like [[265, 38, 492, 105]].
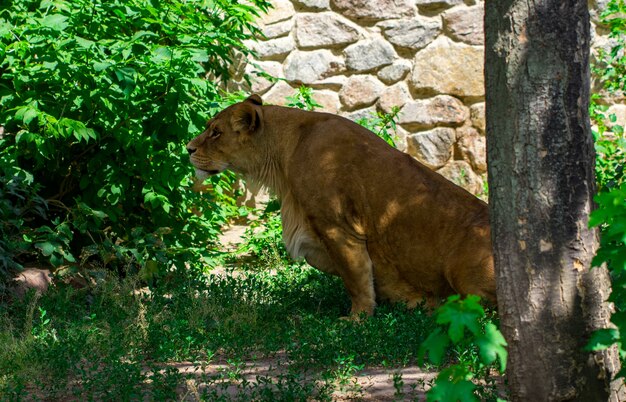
[[588, 185, 626, 372], [587, 0, 626, 379], [420, 295, 506, 402], [0, 0, 269, 288]]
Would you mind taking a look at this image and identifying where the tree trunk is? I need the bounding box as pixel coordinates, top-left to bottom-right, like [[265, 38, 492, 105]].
[[484, 1, 624, 400]]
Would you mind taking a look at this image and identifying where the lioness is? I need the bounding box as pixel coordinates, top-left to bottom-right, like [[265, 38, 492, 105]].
[[187, 95, 496, 316]]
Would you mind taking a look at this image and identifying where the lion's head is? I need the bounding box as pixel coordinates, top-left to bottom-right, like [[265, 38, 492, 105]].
[[186, 95, 263, 180]]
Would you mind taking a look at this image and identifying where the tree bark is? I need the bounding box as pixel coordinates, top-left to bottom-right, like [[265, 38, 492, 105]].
[[484, 1, 625, 401]]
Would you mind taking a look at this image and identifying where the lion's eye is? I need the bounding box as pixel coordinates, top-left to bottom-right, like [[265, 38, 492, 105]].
[[209, 129, 221, 139]]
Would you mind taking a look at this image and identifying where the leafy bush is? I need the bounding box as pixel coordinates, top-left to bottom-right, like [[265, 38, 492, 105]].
[[586, 0, 626, 379], [591, 0, 626, 191], [0, 0, 269, 283]]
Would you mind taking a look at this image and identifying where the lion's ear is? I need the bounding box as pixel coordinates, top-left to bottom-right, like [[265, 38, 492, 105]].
[[231, 102, 258, 134], [245, 94, 263, 106]]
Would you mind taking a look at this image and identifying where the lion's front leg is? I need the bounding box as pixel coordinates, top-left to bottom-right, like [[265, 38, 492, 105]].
[[319, 228, 376, 317]]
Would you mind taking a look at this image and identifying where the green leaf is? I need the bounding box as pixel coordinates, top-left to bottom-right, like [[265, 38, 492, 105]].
[[35, 242, 56, 257], [589, 209, 608, 228], [50, 253, 64, 267], [162, 201, 172, 213], [75, 36, 95, 49], [42, 61, 58, 70], [585, 328, 620, 352], [144, 190, 157, 204], [131, 30, 158, 41], [612, 312, 626, 336], [419, 329, 450, 366], [114, 68, 137, 96], [151, 46, 172, 64], [427, 366, 478, 402], [427, 379, 477, 402], [475, 323, 508, 372], [15, 105, 41, 126], [59, 118, 94, 142], [41, 14, 69, 31], [139, 260, 160, 281], [93, 61, 112, 72], [190, 48, 209, 62], [436, 295, 485, 343], [23, 108, 39, 125], [63, 252, 76, 263], [264, 199, 281, 214]]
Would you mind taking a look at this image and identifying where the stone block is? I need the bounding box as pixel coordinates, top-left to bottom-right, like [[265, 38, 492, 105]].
[[470, 102, 486, 133], [344, 38, 396, 72], [253, 36, 295, 60], [377, 60, 412, 84], [456, 126, 486, 173], [406, 127, 456, 169], [331, 0, 415, 22], [284, 50, 345, 83], [260, 0, 296, 25], [399, 95, 469, 129], [378, 82, 411, 114], [410, 38, 484, 98], [436, 160, 483, 195], [443, 4, 484, 46], [339, 75, 385, 110], [295, 12, 361, 48], [379, 16, 441, 51]]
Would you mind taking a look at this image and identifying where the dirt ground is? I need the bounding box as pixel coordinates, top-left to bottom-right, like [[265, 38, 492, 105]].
[[162, 356, 436, 401]]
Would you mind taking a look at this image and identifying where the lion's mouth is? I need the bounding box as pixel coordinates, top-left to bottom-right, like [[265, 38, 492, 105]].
[[195, 168, 223, 180], [190, 158, 230, 179]]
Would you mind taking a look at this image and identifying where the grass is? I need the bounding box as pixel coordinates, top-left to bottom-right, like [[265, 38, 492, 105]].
[[0, 235, 502, 400]]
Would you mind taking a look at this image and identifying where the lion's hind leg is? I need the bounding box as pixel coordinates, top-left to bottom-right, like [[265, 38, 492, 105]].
[[375, 278, 438, 310], [445, 256, 497, 304]]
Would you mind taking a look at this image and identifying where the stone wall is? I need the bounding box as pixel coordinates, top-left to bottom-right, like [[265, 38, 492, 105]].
[[235, 0, 614, 197]]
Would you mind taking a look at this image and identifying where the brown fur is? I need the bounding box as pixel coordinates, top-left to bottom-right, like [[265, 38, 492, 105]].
[[187, 95, 496, 316]]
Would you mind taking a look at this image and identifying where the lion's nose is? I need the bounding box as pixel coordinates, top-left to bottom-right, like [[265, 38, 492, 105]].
[[186, 146, 196, 155]]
